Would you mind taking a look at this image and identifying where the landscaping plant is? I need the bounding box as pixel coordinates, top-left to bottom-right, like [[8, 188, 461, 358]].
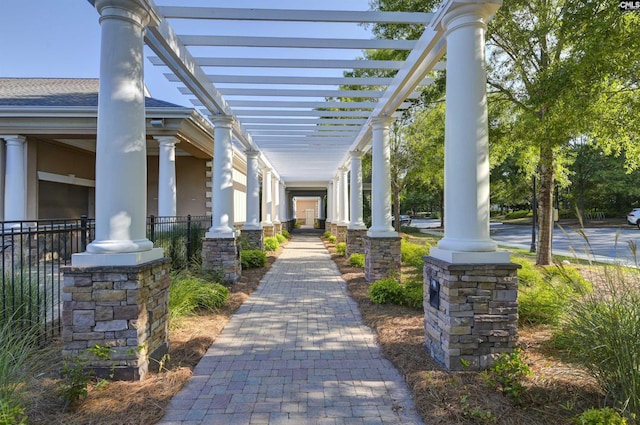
[[263, 236, 279, 252], [241, 249, 267, 269], [336, 242, 346, 256], [348, 253, 365, 268], [168, 273, 229, 325]]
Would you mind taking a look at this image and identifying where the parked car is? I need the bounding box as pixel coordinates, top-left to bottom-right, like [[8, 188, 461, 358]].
[[393, 214, 412, 226], [627, 208, 640, 228]]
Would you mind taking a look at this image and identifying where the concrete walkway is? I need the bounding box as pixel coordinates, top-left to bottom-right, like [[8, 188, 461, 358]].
[[158, 232, 423, 425]]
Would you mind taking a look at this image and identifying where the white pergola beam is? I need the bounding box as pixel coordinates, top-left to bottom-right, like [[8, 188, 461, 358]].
[[243, 125, 362, 132], [162, 57, 406, 70], [240, 117, 367, 125], [178, 35, 416, 50], [235, 110, 372, 118], [167, 73, 396, 86]]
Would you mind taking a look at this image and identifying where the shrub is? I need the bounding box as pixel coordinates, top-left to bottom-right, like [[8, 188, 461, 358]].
[[275, 233, 286, 244], [401, 239, 430, 271], [349, 253, 365, 268], [504, 210, 532, 219], [264, 237, 279, 252], [169, 273, 229, 324], [486, 348, 532, 404], [369, 278, 405, 305], [400, 225, 420, 234], [281, 230, 290, 239], [241, 250, 267, 269], [572, 408, 627, 425], [328, 235, 337, 244], [336, 242, 346, 256], [556, 264, 640, 418], [404, 279, 423, 309], [323, 231, 331, 238]]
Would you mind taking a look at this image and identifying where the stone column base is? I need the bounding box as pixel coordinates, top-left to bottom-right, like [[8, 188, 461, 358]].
[[336, 225, 347, 243], [202, 237, 241, 284], [241, 229, 263, 251], [61, 258, 171, 381], [423, 256, 519, 371], [330, 223, 338, 236], [262, 224, 275, 238], [346, 228, 367, 257], [274, 222, 282, 234], [364, 236, 401, 282]]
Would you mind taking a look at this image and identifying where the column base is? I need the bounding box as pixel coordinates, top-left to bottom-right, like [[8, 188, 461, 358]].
[[240, 229, 263, 251], [429, 247, 510, 264], [202, 237, 241, 284], [423, 256, 520, 371], [273, 222, 282, 234], [364, 236, 401, 282], [336, 225, 348, 243], [330, 222, 338, 236], [346, 228, 367, 258], [72, 248, 164, 267], [262, 224, 275, 238], [61, 258, 171, 381]]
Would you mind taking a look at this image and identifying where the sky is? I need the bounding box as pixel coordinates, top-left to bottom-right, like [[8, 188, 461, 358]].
[[0, 0, 374, 109]]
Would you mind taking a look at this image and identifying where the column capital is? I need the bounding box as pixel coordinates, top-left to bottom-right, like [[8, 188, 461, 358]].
[[441, 2, 501, 34], [154, 136, 179, 147], [210, 114, 235, 128], [1, 135, 26, 145], [349, 150, 365, 159], [94, 0, 160, 27], [338, 166, 349, 173], [370, 116, 395, 130], [245, 149, 260, 159]]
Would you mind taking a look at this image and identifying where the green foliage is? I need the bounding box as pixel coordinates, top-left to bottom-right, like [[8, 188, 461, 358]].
[[169, 273, 229, 324], [572, 408, 627, 425], [459, 395, 497, 424], [275, 233, 286, 244], [348, 253, 365, 268], [555, 265, 640, 418], [504, 210, 532, 220], [1, 266, 46, 326], [401, 239, 430, 271], [400, 225, 420, 234], [0, 399, 27, 425], [336, 242, 346, 256], [263, 237, 279, 252], [152, 222, 205, 272], [241, 250, 267, 269], [369, 278, 405, 305], [328, 235, 337, 244], [281, 230, 290, 239], [323, 231, 331, 238], [486, 348, 532, 404], [403, 279, 423, 309], [87, 344, 113, 360], [58, 356, 93, 411], [513, 257, 591, 325]]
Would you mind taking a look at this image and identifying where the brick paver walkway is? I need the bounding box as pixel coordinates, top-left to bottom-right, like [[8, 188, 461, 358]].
[[158, 232, 423, 425]]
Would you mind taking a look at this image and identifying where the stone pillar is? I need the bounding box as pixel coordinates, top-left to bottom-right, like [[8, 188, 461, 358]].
[[61, 258, 171, 381], [155, 136, 178, 218], [365, 117, 400, 281], [429, 1, 507, 264], [242, 150, 262, 250], [261, 168, 274, 238], [203, 115, 240, 282], [76, 0, 161, 266], [272, 178, 281, 234], [423, 257, 519, 371], [3, 135, 26, 223], [347, 151, 367, 257]]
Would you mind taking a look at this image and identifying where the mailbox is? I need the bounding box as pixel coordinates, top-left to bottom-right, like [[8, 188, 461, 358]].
[[429, 278, 440, 309]]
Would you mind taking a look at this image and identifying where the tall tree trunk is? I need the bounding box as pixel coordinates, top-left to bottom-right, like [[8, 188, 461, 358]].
[[537, 143, 555, 265]]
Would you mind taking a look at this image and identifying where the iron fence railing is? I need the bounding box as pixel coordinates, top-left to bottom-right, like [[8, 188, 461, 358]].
[[1, 214, 211, 339]]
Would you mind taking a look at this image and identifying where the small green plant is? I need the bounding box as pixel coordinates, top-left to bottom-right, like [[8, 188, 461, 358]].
[[336, 242, 346, 256], [87, 344, 113, 360], [572, 407, 627, 425], [281, 230, 290, 239], [486, 348, 532, 403], [58, 356, 93, 412], [460, 395, 497, 424], [169, 273, 230, 325], [348, 253, 365, 268], [403, 279, 423, 309], [401, 239, 430, 273], [0, 399, 27, 425], [369, 278, 405, 305], [264, 236, 279, 252], [275, 233, 286, 244], [323, 231, 331, 238], [241, 249, 267, 269], [328, 235, 337, 244]]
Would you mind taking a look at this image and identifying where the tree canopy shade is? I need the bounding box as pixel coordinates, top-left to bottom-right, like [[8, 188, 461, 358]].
[[486, 0, 640, 264]]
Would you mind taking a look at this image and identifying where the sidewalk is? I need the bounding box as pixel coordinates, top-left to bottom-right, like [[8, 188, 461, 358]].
[[157, 232, 423, 425]]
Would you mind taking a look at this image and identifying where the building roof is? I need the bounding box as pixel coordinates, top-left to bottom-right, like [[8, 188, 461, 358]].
[[0, 78, 181, 108]]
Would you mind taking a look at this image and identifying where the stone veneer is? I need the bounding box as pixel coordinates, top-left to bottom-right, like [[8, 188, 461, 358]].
[[61, 258, 171, 381], [330, 223, 338, 236], [364, 236, 401, 282], [336, 225, 347, 244], [346, 229, 367, 258], [423, 256, 520, 371], [262, 224, 275, 238], [274, 222, 282, 234], [241, 229, 263, 251], [202, 237, 241, 283]]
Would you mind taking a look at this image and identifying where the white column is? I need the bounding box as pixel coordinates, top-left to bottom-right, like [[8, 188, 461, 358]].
[[155, 136, 178, 217], [77, 0, 160, 265], [338, 166, 349, 226], [326, 182, 333, 223], [279, 182, 287, 223], [368, 117, 396, 237], [272, 178, 281, 225], [332, 176, 339, 225], [349, 151, 366, 229], [430, 2, 508, 263], [244, 150, 261, 230], [3, 135, 26, 223], [206, 115, 235, 238], [261, 168, 273, 225], [318, 195, 325, 220], [292, 196, 297, 222]]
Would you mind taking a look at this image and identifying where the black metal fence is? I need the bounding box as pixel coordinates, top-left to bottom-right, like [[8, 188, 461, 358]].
[[1, 214, 210, 339]]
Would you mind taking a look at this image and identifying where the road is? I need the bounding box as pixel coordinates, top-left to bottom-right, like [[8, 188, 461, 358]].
[[410, 218, 640, 266]]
